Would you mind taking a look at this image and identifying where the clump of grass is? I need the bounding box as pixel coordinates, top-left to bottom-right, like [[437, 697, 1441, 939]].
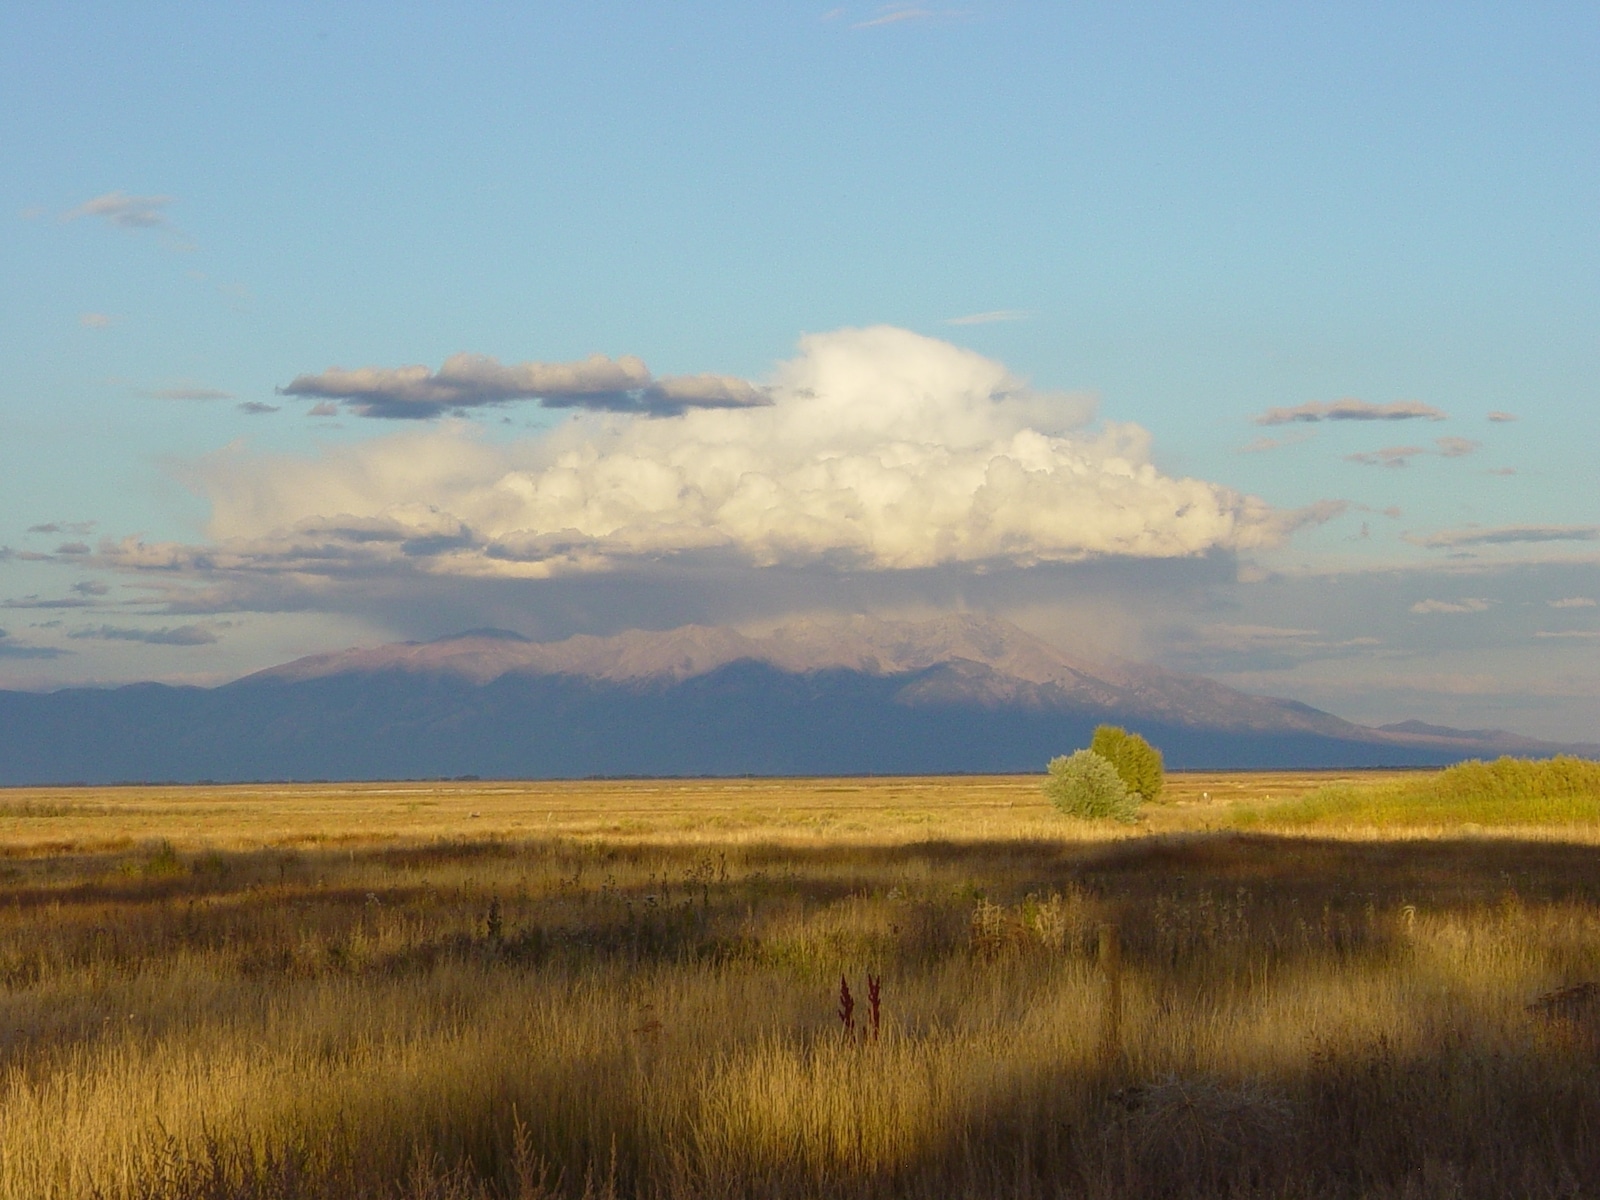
[[1234, 755, 1600, 828], [139, 839, 186, 878]]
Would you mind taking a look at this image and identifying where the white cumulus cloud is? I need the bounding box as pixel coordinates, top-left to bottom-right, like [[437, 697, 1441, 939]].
[[109, 328, 1309, 590]]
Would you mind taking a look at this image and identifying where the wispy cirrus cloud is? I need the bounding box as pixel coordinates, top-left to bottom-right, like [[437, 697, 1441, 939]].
[[944, 309, 1031, 326], [141, 387, 234, 402], [1412, 524, 1600, 550], [1410, 598, 1493, 614], [79, 312, 114, 329], [63, 191, 175, 231], [28, 522, 95, 536], [1237, 432, 1312, 454], [1346, 445, 1424, 469], [1, 595, 95, 610], [1550, 596, 1597, 608], [279, 352, 771, 420], [1487, 411, 1518, 422], [1254, 398, 1446, 425], [853, 5, 932, 28], [1346, 437, 1480, 467], [68, 624, 218, 646], [1435, 436, 1480, 458], [1161, 622, 1383, 673]]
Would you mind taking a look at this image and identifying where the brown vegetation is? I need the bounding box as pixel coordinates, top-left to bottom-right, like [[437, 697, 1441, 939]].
[[2, 773, 1599, 1197]]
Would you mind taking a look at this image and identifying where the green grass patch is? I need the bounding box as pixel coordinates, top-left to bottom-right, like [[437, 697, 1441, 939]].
[[1232, 756, 1600, 828]]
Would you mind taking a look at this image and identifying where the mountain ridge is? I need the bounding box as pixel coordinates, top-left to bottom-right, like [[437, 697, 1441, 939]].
[[0, 615, 1590, 784], [238, 614, 1585, 754]]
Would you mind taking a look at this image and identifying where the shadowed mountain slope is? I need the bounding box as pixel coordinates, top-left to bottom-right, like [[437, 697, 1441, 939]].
[[0, 616, 1590, 783]]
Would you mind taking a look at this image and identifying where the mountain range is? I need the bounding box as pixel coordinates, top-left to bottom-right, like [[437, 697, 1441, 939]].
[[0, 614, 1590, 784]]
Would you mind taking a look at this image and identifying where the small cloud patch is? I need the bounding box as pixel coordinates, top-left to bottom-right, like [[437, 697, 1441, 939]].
[[944, 310, 1031, 326], [1254, 399, 1446, 426], [1410, 598, 1493, 615], [1238, 432, 1312, 454], [1550, 597, 1597, 609], [1346, 445, 1424, 468], [853, 5, 931, 28], [142, 387, 233, 402], [63, 191, 174, 230]]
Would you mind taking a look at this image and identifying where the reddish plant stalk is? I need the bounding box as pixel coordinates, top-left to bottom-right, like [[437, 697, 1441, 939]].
[[837, 974, 855, 1034], [867, 973, 881, 1042]]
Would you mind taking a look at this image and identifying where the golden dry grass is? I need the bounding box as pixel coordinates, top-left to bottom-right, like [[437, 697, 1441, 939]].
[[0, 769, 1416, 855], [2, 770, 1599, 1198]]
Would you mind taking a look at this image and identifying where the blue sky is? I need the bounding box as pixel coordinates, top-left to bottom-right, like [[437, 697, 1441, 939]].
[[2, 2, 1597, 739]]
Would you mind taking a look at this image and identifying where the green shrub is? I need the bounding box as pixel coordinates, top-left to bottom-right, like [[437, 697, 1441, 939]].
[[1235, 755, 1600, 828], [1044, 749, 1141, 822], [1090, 725, 1165, 802]]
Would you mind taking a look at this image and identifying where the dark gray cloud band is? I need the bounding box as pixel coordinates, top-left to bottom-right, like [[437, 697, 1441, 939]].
[[68, 624, 218, 646], [279, 352, 771, 419]]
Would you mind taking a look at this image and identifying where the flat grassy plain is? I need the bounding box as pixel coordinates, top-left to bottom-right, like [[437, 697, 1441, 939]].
[[4, 767, 1600, 1198]]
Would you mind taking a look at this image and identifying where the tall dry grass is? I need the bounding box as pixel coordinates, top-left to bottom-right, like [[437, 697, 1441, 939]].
[[1235, 755, 1600, 829], [2, 776, 1600, 1197]]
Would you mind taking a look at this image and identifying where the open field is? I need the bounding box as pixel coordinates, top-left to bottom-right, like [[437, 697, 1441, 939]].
[[0, 770, 1421, 855], [4, 768, 1600, 1198]]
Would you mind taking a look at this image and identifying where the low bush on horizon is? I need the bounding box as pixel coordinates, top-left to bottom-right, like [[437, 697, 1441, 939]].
[[1235, 754, 1600, 828], [1043, 748, 1142, 822], [1089, 724, 1165, 802]]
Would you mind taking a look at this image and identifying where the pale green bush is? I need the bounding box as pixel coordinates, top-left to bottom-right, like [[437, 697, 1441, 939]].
[[1043, 749, 1141, 822]]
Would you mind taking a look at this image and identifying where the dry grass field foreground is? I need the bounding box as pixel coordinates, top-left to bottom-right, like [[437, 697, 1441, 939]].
[[4, 766, 1600, 1199]]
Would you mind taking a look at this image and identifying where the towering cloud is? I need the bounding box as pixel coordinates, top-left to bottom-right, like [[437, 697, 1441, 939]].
[[107, 328, 1311, 594]]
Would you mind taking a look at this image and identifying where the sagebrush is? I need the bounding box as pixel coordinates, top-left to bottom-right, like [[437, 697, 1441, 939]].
[[1044, 748, 1141, 821]]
